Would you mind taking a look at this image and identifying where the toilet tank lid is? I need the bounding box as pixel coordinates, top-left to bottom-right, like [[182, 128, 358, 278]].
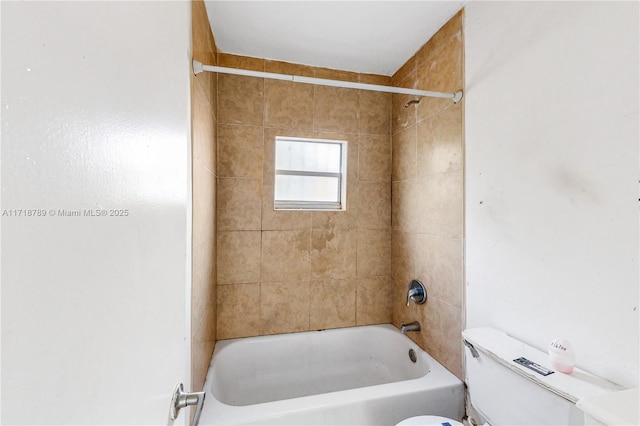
[[462, 328, 625, 404]]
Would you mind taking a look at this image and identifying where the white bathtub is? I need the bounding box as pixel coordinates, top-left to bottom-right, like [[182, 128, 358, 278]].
[[199, 324, 464, 425]]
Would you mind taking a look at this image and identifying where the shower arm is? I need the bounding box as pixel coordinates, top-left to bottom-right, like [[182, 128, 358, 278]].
[[192, 60, 463, 103]]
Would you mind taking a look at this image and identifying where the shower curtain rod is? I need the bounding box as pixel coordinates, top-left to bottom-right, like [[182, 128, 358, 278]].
[[192, 60, 463, 103]]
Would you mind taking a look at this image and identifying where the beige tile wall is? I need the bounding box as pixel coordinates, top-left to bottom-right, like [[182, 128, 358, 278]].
[[390, 11, 465, 379], [216, 55, 393, 339], [191, 0, 217, 393]]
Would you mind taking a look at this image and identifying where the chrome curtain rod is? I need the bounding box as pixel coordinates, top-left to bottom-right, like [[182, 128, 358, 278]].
[[192, 60, 463, 103]]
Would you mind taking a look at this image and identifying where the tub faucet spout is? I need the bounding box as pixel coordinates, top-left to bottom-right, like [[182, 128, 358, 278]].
[[400, 321, 421, 334]]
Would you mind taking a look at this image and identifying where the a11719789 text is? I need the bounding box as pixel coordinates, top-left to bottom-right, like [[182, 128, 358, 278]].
[[1, 208, 130, 217]]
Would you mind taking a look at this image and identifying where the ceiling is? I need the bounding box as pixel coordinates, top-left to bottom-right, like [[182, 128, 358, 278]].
[[204, 1, 465, 77]]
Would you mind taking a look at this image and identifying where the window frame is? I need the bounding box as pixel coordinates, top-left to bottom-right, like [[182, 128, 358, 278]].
[[274, 136, 348, 211]]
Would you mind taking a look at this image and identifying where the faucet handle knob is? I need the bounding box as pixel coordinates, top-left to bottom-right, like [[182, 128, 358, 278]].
[[406, 279, 427, 306], [406, 289, 418, 306]]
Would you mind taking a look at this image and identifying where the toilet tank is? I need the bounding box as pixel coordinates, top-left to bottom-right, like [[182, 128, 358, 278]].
[[463, 328, 624, 426]]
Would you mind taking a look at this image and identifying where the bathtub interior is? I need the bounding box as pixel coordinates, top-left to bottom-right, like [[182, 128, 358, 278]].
[[210, 325, 430, 405]]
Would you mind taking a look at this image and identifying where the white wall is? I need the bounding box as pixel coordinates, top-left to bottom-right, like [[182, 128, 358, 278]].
[[1, 2, 192, 423], [465, 1, 638, 388]]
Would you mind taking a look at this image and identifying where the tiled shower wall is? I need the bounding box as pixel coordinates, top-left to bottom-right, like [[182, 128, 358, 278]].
[[390, 11, 465, 379], [191, 0, 217, 392], [215, 55, 393, 339]]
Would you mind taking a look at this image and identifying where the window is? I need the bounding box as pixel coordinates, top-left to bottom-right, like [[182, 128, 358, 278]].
[[274, 136, 347, 210]]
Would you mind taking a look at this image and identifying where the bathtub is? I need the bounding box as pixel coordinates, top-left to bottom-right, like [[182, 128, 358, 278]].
[[198, 324, 464, 425]]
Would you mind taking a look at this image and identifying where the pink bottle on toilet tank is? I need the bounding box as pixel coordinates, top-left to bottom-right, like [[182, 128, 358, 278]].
[[548, 338, 575, 374]]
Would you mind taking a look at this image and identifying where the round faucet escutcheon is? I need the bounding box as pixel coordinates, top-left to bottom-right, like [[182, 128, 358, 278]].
[[406, 279, 427, 306]]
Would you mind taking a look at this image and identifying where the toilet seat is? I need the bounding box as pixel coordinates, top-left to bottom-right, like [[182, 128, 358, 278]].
[[396, 415, 464, 426]]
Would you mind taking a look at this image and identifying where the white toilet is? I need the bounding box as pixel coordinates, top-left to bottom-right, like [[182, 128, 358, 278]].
[[397, 327, 625, 426]]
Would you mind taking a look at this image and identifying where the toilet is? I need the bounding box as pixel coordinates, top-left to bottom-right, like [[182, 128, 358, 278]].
[[397, 327, 625, 426]]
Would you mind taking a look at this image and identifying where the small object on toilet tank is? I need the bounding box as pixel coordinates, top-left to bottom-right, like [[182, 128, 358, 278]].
[[548, 338, 575, 374]]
